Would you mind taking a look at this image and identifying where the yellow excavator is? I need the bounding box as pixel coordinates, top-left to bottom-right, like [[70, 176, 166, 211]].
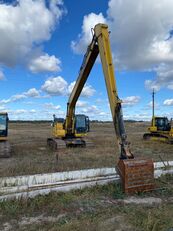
[[0, 112, 11, 157], [48, 114, 90, 149], [48, 23, 154, 193], [143, 90, 173, 143]]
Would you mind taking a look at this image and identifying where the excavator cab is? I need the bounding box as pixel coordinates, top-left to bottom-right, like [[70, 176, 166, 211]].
[[48, 114, 90, 149], [75, 114, 88, 135], [52, 114, 89, 139], [153, 117, 171, 131], [48, 113, 91, 149], [0, 113, 8, 140], [0, 112, 11, 158]]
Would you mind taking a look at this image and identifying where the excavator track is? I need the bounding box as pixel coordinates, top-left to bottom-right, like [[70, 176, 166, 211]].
[[0, 141, 11, 158], [143, 133, 173, 144], [47, 137, 94, 151], [47, 138, 65, 151]]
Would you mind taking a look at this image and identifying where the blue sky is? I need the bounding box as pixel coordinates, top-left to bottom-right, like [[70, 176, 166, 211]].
[[0, 0, 173, 121]]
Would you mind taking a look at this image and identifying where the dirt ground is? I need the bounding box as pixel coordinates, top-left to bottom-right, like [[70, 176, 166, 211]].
[[0, 121, 173, 177]]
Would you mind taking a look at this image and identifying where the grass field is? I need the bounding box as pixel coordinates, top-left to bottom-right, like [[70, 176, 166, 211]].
[[0, 176, 173, 231], [1, 121, 173, 230], [1, 121, 173, 177]]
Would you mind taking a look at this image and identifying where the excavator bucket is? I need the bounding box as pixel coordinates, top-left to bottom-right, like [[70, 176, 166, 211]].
[[117, 158, 154, 193]]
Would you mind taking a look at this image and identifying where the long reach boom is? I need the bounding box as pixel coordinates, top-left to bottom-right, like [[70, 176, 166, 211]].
[[66, 23, 133, 159]]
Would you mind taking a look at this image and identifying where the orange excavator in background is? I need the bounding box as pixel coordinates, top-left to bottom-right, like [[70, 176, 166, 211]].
[[48, 23, 154, 193]]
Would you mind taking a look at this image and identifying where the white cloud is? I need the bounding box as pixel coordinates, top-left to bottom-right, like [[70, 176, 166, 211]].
[[123, 113, 151, 121], [30, 109, 36, 113], [79, 105, 111, 119], [147, 100, 159, 108], [163, 99, 173, 106], [78, 105, 111, 121], [95, 98, 107, 104], [49, 0, 67, 19], [6, 108, 66, 120], [41, 76, 68, 96], [44, 102, 61, 110], [107, 0, 173, 69], [0, 94, 27, 104], [122, 96, 140, 106], [0, 76, 95, 104], [0, 105, 5, 111], [145, 64, 173, 91], [71, 13, 106, 54], [12, 109, 27, 115], [0, 0, 65, 68], [68, 81, 95, 97], [0, 70, 5, 80], [81, 105, 99, 114], [6, 109, 36, 120], [82, 84, 96, 97], [28, 53, 61, 73], [71, 0, 173, 91], [108, 0, 173, 91], [24, 88, 40, 97], [145, 79, 161, 92], [0, 88, 40, 104], [41, 77, 95, 97], [76, 100, 88, 107], [67, 82, 75, 94]]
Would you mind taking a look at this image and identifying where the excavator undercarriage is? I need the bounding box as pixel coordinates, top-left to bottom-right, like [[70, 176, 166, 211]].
[[47, 138, 87, 151], [143, 132, 173, 144]]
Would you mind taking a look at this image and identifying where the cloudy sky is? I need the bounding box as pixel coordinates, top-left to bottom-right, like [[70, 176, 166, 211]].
[[0, 0, 173, 121]]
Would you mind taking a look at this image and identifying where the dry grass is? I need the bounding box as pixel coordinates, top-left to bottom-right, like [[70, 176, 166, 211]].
[[0, 121, 172, 177], [0, 179, 173, 231], [1, 122, 173, 230]]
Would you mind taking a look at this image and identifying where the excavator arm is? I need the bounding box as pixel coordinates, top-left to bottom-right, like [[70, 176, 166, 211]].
[[66, 23, 133, 159], [66, 35, 99, 135], [95, 24, 133, 159]]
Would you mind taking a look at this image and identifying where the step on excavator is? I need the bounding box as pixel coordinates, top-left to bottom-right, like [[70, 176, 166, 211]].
[[47, 23, 154, 193], [0, 112, 11, 157], [143, 90, 173, 143]]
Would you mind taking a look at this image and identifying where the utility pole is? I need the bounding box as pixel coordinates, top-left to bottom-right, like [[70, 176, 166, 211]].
[[152, 89, 155, 118]]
